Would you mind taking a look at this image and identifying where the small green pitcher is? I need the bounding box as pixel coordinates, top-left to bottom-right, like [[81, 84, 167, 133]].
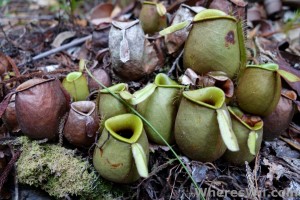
[[139, 1, 167, 34], [222, 107, 263, 165], [93, 114, 149, 183], [136, 73, 184, 145], [236, 63, 300, 116], [97, 83, 129, 123], [174, 87, 239, 162]]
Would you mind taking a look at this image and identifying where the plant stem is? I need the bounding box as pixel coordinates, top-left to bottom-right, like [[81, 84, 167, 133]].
[[85, 65, 205, 200]]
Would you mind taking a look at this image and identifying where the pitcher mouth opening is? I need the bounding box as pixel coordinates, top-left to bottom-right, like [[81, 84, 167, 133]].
[[228, 106, 263, 130], [66, 72, 82, 82], [71, 101, 96, 116], [105, 114, 143, 144], [116, 129, 134, 139], [183, 87, 225, 109], [154, 73, 185, 89], [100, 83, 128, 94]]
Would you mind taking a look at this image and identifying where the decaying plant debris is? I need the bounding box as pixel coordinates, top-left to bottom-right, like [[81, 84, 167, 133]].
[[0, 0, 300, 199]]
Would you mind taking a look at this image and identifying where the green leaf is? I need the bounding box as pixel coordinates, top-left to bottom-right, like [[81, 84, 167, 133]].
[[62, 72, 89, 101], [79, 59, 86, 72], [100, 83, 127, 94], [247, 63, 279, 71], [247, 131, 258, 155], [119, 90, 134, 101], [132, 143, 148, 178], [130, 84, 157, 105], [121, 84, 157, 105], [277, 69, 300, 82], [216, 109, 239, 152], [159, 21, 190, 36], [156, 3, 166, 17]]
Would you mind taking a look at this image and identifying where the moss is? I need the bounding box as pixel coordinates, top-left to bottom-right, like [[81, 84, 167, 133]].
[[16, 137, 125, 199], [16, 138, 51, 187]]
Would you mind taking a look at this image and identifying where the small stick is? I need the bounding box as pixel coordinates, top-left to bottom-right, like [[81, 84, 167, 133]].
[[18, 35, 92, 67], [167, 49, 184, 76], [0, 151, 21, 191], [13, 159, 19, 200]]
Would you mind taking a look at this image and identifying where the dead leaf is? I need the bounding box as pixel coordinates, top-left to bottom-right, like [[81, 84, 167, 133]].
[[74, 19, 88, 27], [277, 53, 300, 95], [281, 88, 297, 100], [180, 74, 194, 85], [284, 181, 300, 197], [33, 0, 58, 7], [0, 92, 14, 118], [280, 136, 300, 151], [89, 3, 114, 20], [265, 140, 300, 158], [88, 3, 121, 26], [191, 163, 208, 183], [51, 31, 76, 48], [263, 158, 286, 182], [142, 40, 160, 74], [149, 144, 170, 153], [164, 4, 200, 54], [185, 68, 199, 85], [92, 24, 111, 53], [0, 53, 10, 76], [281, 157, 300, 172], [209, 0, 247, 20]]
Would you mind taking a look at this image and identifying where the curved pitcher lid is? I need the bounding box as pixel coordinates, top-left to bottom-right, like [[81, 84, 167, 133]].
[[112, 19, 140, 30]]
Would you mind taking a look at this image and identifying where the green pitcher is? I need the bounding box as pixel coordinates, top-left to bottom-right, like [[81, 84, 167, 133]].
[[236, 63, 300, 116], [236, 64, 281, 116], [134, 73, 184, 145], [93, 114, 149, 183], [62, 71, 89, 101], [183, 9, 246, 79], [97, 83, 129, 124], [222, 107, 263, 165], [139, 1, 167, 35], [174, 87, 239, 162]]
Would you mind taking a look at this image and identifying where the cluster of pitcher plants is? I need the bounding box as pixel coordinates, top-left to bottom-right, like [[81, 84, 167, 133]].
[[1, 3, 300, 190]]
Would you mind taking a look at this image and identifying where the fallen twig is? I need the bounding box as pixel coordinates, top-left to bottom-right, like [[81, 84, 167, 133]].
[[167, 49, 184, 76], [18, 35, 92, 67], [0, 150, 21, 191]]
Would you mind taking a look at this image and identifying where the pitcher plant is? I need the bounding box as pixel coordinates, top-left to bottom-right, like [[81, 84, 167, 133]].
[[93, 114, 149, 183], [222, 107, 263, 165], [97, 83, 129, 129], [236, 63, 300, 116], [139, 1, 167, 34], [121, 73, 185, 145], [174, 87, 239, 162], [64, 101, 99, 148]]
